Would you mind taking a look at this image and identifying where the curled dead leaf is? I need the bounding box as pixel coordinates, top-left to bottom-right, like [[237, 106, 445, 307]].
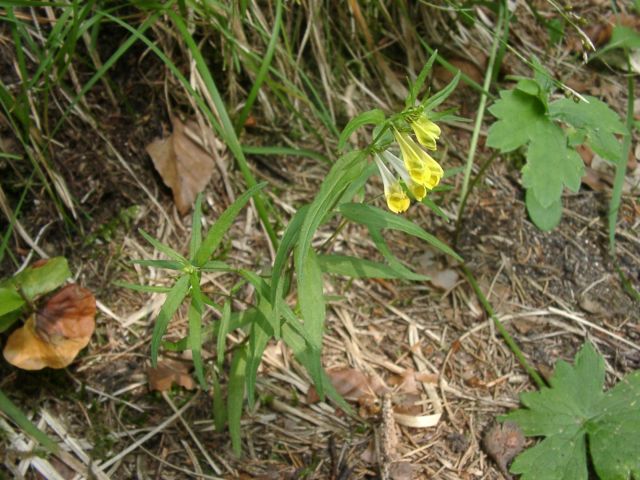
[[3, 284, 96, 370], [146, 117, 217, 215]]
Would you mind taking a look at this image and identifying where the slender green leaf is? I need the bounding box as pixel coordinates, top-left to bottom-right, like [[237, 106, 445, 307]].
[[318, 255, 421, 279], [217, 300, 232, 369], [139, 229, 188, 263], [235, 0, 283, 131], [340, 203, 463, 262], [150, 275, 190, 366], [423, 71, 461, 111], [131, 259, 185, 270], [212, 370, 226, 432], [114, 281, 172, 293], [228, 345, 247, 456], [296, 247, 325, 399], [194, 182, 267, 266], [200, 260, 234, 272], [245, 300, 271, 407], [188, 274, 207, 389], [407, 50, 438, 107], [189, 194, 203, 259], [369, 229, 431, 281], [0, 389, 57, 452], [338, 110, 385, 150]]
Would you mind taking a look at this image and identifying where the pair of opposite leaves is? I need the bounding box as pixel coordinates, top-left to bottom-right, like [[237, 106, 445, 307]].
[[3, 284, 96, 370]]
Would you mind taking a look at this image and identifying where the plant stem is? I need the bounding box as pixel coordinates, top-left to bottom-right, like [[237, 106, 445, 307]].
[[462, 265, 547, 389], [457, 4, 505, 219]]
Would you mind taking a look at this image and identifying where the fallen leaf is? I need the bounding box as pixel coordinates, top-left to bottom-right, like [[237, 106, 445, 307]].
[[147, 358, 196, 391], [307, 367, 386, 408], [146, 117, 217, 215], [3, 284, 96, 370], [482, 421, 525, 479]]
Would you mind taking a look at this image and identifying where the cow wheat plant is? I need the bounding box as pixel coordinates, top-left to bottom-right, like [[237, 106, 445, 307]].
[[124, 54, 462, 454]]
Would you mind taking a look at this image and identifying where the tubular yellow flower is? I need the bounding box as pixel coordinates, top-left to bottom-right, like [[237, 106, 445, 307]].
[[374, 154, 410, 213], [409, 115, 441, 150], [382, 151, 428, 201], [393, 129, 444, 190]]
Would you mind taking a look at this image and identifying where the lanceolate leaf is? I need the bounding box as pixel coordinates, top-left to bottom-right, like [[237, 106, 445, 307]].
[[0, 389, 57, 452], [339, 202, 462, 262], [188, 274, 207, 389], [150, 274, 190, 367], [503, 342, 640, 480], [338, 109, 385, 150], [318, 254, 422, 279], [228, 345, 247, 457], [295, 247, 326, 399], [194, 182, 267, 266]]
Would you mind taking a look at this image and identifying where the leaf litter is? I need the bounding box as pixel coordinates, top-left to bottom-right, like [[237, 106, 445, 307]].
[[145, 117, 218, 215]]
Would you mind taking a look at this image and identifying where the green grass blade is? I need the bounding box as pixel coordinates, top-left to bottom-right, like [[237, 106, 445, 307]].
[[338, 109, 385, 150], [212, 370, 226, 432], [340, 203, 463, 262], [368, 229, 431, 281], [245, 304, 271, 408], [189, 194, 203, 259], [318, 254, 424, 280], [131, 259, 185, 270], [188, 274, 207, 389], [138, 229, 188, 264], [194, 182, 267, 266], [150, 274, 190, 366], [0, 389, 57, 452], [228, 345, 247, 456], [200, 260, 234, 272], [166, 11, 278, 249], [113, 281, 172, 293], [217, 300, 232, 369], [295, 151, 367, 288], [234, 0, 283, 132]]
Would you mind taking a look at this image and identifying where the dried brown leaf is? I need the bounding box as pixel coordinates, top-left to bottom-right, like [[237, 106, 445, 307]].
[[147, 358, 196, 392], [3, 284, 96, 370], [482, 421, 525, 479], [146, 117, 216, 215]]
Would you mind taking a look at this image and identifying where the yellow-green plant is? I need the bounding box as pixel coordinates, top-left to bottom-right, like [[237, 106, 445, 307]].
[[126, 53, 464, 454]]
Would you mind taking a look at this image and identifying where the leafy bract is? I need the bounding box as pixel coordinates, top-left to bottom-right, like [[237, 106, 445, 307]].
[[503, 343, 640, 480], [486, 90, 546, 152]]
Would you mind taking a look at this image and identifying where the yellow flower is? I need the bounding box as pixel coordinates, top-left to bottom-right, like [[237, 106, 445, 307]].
[[381, 150, 428, 201], [374, 154, 410, 213], [409, 115, 441, 150], [393, 129, 444, 190]]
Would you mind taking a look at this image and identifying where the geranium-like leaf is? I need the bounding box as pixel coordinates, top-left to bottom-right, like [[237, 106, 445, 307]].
[[487, 89, 546, 153], [503, 342, 640, 480]]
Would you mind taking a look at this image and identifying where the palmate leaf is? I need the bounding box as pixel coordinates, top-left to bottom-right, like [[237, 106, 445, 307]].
[[503, 342, 640, 480], [521, 121, 584, 209], [486, 89, 546, 152]]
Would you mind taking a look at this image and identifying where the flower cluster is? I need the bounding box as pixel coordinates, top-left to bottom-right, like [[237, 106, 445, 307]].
[[374, 115, 444, 213]]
